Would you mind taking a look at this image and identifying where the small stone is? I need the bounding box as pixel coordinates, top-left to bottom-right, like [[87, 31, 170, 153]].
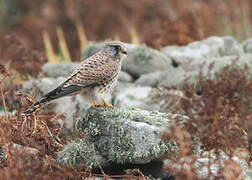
[[221, 36, 244, 56], [122, 44, 172, 78], [114, 84, 159, 110], [42, 63, 79, 78], [243, 38, 252, 54]]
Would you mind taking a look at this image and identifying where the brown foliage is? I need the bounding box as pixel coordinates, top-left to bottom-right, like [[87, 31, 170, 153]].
[[0, 34, 45, 78], [160, 63, 251, 179], [1, 0, 252, 59], [182, 65, 251, 153]]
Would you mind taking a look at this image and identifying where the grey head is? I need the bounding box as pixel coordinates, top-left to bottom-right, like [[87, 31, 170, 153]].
[[102, 41, 127, 62]]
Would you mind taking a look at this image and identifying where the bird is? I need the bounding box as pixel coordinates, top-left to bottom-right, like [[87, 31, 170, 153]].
[[24, 41, 127, 114]]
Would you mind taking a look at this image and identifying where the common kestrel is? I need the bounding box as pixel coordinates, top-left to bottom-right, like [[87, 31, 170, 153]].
[[25, 41, 127, 114]]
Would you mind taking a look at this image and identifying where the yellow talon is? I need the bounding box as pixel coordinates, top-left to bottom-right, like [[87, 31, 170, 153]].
[[92, 100, 114, 109], [92, 103, 102, 107], [102, 99, 114, 109]]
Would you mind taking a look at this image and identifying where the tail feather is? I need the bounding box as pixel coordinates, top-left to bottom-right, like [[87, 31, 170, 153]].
[[24, 85, 82, 114], [24, 97, 48, 114]]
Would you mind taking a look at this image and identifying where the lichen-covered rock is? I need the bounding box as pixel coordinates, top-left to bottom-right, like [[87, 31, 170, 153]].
[[117, 71, 133, 82], [161, 36, 225, 64], [113, 84, 160, 111], [136, 55, 251, 88], [57, 107, 190, 168], [57, 139, 109, 168], [121, 44, 172, 78], [42, 63, 79, 78], [221, 36, 244, 56], [243, 38, 252, 53], [81, 41, 104, 60], [77, 107, 184, 164], [135, 67, 195, 88], [164, 150, 252, 180], [242, 54, 252, 80]]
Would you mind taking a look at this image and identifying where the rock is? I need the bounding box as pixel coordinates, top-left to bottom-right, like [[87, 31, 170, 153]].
[[57, 139, 109, 168], [42, 63, 78, 78], [117, 71, 133, 82], [113, 84, 159, 111], [135, 67, 195, 88], [136, 55, 250, 88], [82, 41, 173, 78], [121, 44, 172, 78], [243, 38, 252, 53], [161, 36, 225, 64], [113, 83, 185, 113], [135, 71, 168, 87], [81, 41, 104, 60], [23, 77, 65, 95], [221, 36, 244, 56], [23, 77, 90, 129], [242, 54, 252, 80], [202, 36, 225, 56], [164, 150, 252, 180], [42, 62, 133, 83], [57, 107, 191, 168]]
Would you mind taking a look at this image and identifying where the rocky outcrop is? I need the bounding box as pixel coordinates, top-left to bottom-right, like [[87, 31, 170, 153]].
[[57, 107, 187, 168]]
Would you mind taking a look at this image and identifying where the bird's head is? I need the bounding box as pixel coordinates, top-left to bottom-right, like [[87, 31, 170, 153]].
[[103, 41, 127, 62]]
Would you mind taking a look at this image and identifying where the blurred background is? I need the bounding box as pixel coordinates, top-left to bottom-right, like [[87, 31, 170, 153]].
[[0, 0, 252, 62]]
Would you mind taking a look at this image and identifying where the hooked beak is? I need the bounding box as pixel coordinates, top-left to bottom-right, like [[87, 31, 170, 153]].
[[121, 48, 127, 55]]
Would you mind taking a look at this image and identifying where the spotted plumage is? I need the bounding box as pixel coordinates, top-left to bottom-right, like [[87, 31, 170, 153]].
[[24, 41, 127, 114]]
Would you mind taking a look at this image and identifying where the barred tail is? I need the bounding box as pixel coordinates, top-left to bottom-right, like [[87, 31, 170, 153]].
[[24, 97, 48, 114]]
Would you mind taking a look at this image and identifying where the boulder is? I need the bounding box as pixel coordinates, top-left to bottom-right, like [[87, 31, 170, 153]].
[[161, 36, 225, 64], [221, 36, 244, 56], [57, 107, 191, 168], [164, 150, 252, 180], [121, 44, 172, 78], [243, 38, 252, 54], [113, 84, 159, 111], [136, 55, 250, 88]]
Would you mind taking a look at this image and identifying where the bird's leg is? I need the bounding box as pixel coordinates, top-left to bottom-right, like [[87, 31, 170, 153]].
[[92, 100, 114, 109], [92, 102, 102, 107], [102, 99, 114, 109]]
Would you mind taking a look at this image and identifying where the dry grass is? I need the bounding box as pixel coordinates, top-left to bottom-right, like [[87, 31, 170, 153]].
[[160, 62, 252, 179], [1, 0, 252, 59]]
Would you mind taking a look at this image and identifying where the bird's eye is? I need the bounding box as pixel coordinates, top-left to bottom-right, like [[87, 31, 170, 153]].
[[115, 45, 121, 51]]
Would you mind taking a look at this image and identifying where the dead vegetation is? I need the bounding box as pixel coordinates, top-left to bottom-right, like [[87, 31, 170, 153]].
[[159, 63, 252, 179], [1, 0, 252, 59]]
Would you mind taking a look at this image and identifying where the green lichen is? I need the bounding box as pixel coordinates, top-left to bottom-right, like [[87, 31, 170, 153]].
[[77, 107, 180, 164], [57, 139, 102, 168], [59, 107, 185, 168]]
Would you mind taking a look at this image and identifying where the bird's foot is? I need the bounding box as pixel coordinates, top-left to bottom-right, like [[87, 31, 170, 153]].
[[92, 103, 103, 107], [92, 100, 114, 109], [102, 99, 114, 109]]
